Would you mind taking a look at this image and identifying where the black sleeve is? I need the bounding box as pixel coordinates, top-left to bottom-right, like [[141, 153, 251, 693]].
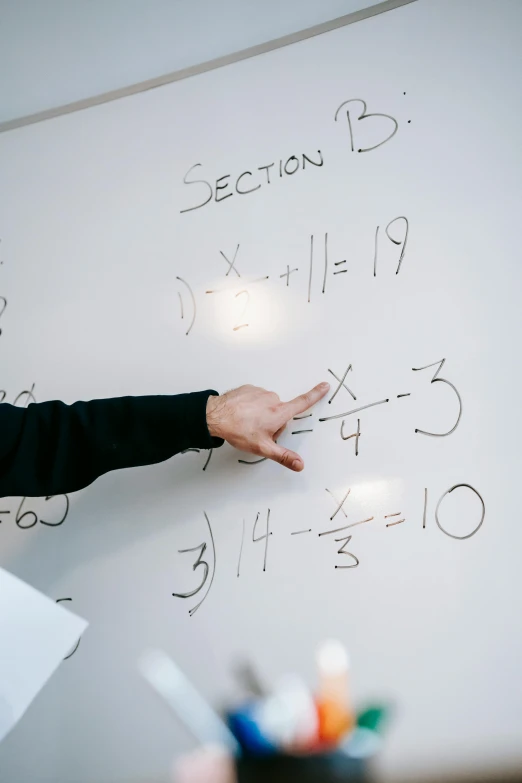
[[0, 391, 224, 498]]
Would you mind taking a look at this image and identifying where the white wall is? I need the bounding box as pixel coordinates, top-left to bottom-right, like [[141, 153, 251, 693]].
[[0, 0, 378, 124]]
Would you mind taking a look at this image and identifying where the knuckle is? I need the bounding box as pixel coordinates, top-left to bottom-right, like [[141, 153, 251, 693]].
[[278, 448, 291, 466]]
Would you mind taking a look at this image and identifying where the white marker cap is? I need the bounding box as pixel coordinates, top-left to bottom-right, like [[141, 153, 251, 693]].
[[317, 639, 350, 676]]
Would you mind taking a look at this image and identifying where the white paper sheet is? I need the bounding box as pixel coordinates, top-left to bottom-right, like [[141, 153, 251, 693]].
[[0, 567, 88, 743]]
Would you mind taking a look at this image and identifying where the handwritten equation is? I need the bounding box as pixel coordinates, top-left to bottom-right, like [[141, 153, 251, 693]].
[[176, 218, 409, 337], [180, 357, 463, 472], [0, 493, 70, 530], [172, 482, 485, 616], [319, 358, 462, 439]]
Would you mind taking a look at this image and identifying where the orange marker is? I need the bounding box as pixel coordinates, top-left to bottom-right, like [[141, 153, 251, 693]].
[[315, 639, 355, 747]]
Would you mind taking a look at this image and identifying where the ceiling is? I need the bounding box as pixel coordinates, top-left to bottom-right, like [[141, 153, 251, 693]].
[[0, 0, 379, 124]]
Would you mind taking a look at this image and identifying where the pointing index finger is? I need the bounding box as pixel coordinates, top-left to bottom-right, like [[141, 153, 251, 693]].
[[285, 382, 330, 419]]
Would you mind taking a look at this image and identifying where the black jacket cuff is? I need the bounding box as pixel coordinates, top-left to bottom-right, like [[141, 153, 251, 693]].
[[167, 389, 224, 450]]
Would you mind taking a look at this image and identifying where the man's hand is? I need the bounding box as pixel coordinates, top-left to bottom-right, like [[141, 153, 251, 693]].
[[206, 382, 330, 471]]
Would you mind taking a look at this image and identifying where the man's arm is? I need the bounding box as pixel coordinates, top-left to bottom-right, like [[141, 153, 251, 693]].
[[0, 382, 329, 498], [0, 392, 222, 497]]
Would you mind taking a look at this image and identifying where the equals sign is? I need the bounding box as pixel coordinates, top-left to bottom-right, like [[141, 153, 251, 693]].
[[292, 413, 313, 434]]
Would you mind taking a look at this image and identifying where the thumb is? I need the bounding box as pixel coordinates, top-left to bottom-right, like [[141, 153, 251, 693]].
[[260, 439, 304, 472]]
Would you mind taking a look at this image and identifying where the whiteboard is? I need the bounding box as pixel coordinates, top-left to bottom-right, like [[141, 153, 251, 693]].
[[1, 1, 522, 781]]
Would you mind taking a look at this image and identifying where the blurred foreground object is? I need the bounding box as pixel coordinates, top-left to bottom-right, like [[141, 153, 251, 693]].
[[173, 744, 366, 783], [174, 744, 236, 783]]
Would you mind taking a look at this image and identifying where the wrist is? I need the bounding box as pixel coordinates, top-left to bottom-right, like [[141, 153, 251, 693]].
[[206, 394, 222, 439]]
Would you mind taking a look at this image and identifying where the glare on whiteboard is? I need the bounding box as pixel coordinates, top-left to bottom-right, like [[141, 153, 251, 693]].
[[206, 277, 302, 345], [348, 478, 405, 512]]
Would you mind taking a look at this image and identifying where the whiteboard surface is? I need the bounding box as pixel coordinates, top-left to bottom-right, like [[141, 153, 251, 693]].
[[1, 1, 521, 781]]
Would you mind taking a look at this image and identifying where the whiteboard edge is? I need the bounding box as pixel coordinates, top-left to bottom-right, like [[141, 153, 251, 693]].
[[0, 0, 417, 135]]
